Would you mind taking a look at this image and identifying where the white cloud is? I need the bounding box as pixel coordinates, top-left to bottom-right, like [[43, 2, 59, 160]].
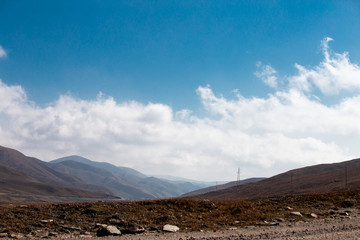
[[0, 46, 7, 58], [290, 37, 360, 94], [0, 38, 360, 181], [254, 62, 278, 88]]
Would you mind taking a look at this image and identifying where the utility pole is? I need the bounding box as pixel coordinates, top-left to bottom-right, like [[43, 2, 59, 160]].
[[345, 167, 348, 190], [237, 167, 240, 185], [291, 172, 294, 194]]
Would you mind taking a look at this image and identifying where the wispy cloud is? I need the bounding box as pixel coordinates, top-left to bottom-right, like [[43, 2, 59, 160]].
[[0, 46, 7, 59], [254, 62, 278, 88], [0, 38, 359, 181], [290, 37, 360, 94]]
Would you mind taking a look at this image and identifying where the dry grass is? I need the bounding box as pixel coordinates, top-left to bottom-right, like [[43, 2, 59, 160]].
[[1, 189, 360, 235]]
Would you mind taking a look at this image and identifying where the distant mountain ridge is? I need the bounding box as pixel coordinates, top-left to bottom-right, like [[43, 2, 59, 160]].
[[49, 156, 205, 200], [0, 145, 209, 202], [51, 155, 147, 178], [48, 159, 154, 200]]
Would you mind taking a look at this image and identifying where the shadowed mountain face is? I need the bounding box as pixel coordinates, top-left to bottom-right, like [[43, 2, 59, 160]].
[[49, 156, 204, 200], [0, 146, 112, 195], [0, 164, 108, 198], [48, 160, 154, 200], [0, 147, 118, 204], [0, 145, 206, 202], [51, 155, 147, 178], [187, 158, 360, 200]]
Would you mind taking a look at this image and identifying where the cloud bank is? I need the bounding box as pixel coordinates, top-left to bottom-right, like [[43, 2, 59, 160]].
[[1, 38, 360, 181]]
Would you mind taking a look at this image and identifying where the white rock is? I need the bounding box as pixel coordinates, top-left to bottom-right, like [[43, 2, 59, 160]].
[[41, 219, 53, 223], [106, 225, 121, 235], [97, 225, 121, 236], [291, 211, 303, 217], [0, 233, 8, 238], [163, 224, 180, 232]]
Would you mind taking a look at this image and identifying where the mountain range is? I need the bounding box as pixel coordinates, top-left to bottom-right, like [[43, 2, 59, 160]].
[[48, 155, 205, 199], [2, 144, 360, 204], [0, 145, 210, 202]]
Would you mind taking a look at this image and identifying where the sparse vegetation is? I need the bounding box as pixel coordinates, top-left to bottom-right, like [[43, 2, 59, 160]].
[[1, 189, 360, 236]]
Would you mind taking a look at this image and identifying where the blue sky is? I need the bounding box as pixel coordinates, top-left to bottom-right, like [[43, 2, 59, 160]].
[[1, 0, 359, 109], [1, 1, 360, 181]]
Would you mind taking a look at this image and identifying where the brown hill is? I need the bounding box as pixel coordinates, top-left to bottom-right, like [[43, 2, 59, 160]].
[[188, 158, 360, 200], [0, 146, 112, 195], [0, 164, 113, 204], [181, 178, 265, 198]]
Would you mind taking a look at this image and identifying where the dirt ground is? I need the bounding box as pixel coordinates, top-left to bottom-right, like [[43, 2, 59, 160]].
[[47, 208, 360, 240], [2, 194, 360, 240]]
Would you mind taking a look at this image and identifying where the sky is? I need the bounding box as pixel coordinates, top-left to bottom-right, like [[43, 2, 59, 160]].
[[1, 0, 360, 181]]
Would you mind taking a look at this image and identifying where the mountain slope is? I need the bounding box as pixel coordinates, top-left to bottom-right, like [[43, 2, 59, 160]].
[[0, 146, 113, 196], [188, 158, 360, 200], [0, 163, 114, 204], [49, 160, 154, 200], [181, 178, 265, 198], [50, 156, 204, 199], [52, 155, 147, 178]]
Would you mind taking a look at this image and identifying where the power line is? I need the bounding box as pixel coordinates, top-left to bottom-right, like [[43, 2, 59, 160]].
[[237, 167, 240, 185]]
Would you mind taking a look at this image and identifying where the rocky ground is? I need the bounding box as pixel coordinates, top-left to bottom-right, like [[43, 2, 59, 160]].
[[3, 209, 359, 240], [1, 190, 360, 239], [96, 209, 360, 240]]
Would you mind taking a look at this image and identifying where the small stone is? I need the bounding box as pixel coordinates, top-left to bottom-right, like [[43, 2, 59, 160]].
[[49, 232, 58, 236], [41, 219, 53, 223], [291, 212, 302, 217], [310, 213, 318, 218], [269, 222, 279, 226], [79, 235, 93, 238], [34, 231, 49, 237], [275, 218, 285, 222], [9, 233, 24, 239], [287, 206, 294, 210], [0, 233, 8, 238], [97, 225, 121, 237], [341, 199, 354, 208], [96, 223, 107, 228], [163, 224, 180, 232]]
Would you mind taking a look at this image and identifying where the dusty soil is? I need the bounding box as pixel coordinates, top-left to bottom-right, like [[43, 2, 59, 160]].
[[2, 190, 360, 239], [62, 211, 360, 240]]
